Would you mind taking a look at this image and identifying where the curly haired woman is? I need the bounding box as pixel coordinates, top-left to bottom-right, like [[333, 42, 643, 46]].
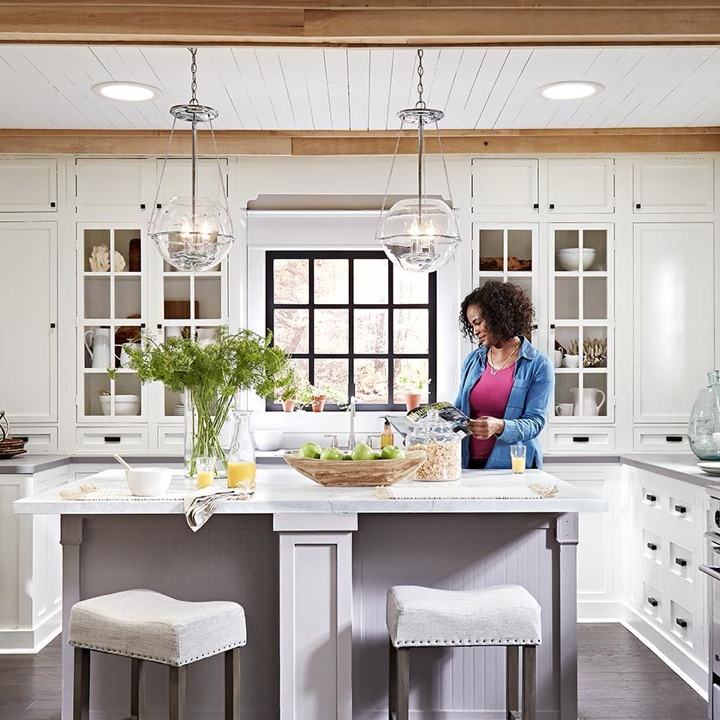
[[455, 281, 553, 470]]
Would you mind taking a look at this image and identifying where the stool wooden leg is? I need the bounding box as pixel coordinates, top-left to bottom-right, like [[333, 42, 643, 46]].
[[130, 658, 145, 720], [522, 645, 536, 720], [225, 647, 241, 720], [169, 666, 187, 720], [396, 648, 410, 720], [73, 648, 90, 720], [506, 645, 519, 719], [388, 640, 396, 719]]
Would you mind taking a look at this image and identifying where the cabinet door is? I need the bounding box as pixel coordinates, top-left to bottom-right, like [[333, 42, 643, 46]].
[[76, 159, 154, 217], [633, 158, 714, 213], [634, 223, 715, 423], [471, 158, 538, 213], [0, 223, 57, 422], [155, 158, 229, 208], [547, 158, 614, 213], [0, 160, 57, 212]]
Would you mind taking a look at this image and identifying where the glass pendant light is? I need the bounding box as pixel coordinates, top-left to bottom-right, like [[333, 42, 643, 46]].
[[149, 48, 234, 272], [377, 49, 461, 273]]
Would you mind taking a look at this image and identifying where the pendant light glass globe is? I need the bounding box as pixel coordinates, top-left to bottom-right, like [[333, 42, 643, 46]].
[[152, 196, 234, 271], [379, 197, 460, 272]]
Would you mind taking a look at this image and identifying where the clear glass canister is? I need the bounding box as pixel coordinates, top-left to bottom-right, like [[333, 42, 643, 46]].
[[688, 370, 720, 461], [405, 409, 462, 481]]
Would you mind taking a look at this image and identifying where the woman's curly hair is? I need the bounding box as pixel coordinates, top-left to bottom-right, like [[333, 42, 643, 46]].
[[459, 281, 535, 342]]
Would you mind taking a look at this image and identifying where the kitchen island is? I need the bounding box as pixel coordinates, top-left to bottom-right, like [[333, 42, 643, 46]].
[[15, 466, 604, 720]]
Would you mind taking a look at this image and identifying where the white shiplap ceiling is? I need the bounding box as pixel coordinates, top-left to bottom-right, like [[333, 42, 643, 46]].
[[2, 45, 720, 131]]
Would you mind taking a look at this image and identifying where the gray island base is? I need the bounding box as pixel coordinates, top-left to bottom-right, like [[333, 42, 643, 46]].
[[15, 467, 604, 720]]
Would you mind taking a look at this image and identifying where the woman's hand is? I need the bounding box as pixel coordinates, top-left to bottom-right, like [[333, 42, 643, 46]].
[[468, 416, 505, 440]]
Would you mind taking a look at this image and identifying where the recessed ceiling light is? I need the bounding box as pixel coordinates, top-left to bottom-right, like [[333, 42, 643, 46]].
[[92, 81, 160, 102], [538, 81, 604, 100]]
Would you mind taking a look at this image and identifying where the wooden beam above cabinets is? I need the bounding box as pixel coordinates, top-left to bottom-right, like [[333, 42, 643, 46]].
[[1, 127, 720, 156], [3, 1, 720, 46]]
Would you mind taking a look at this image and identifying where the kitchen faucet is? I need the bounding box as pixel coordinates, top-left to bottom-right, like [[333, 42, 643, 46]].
[[347, 395, 357, 451]]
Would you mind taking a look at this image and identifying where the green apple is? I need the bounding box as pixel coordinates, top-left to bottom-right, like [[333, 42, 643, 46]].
[[381, 445, 405, 460], [351, 442, 375, 461], [342, 454, 353, 461], [299, 441, 322, 459], [320, 446, 344, 461]]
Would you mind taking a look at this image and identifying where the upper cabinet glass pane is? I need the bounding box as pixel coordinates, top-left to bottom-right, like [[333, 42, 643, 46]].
[[84, 229, 112, 272], [583, 230, 608, 271], [478, 229, 504, 271], [554, 229, 581, 271], [274, 259, 309, 304], [507, 229, 532, 272]]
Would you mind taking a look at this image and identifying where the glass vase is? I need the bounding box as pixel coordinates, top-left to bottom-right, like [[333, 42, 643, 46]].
[[183, 388, 233, 478], [227, 409, 257, 491], [688, 370, 720, 460]]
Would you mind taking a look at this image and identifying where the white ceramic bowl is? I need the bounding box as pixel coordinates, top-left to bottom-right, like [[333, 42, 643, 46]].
[[563, 354, 580, 368], [125, 468, 172, 496], [99, 394, 140, 416], [557, 248, 596, 271], [254, 430, 283, 451]]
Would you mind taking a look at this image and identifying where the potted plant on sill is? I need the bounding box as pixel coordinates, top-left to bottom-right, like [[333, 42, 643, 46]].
[[276, 368, 301, 412], [113, 327, 291, 478], [398, 368, 431, 412], [308, 384, 348, 412]]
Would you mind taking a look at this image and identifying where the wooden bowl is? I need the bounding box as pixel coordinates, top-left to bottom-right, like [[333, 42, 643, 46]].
[[283, 450, 427, 487]]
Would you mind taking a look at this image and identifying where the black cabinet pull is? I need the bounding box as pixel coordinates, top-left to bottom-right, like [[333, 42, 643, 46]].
[[157, 323, 163, 330], [50, 322, 56, 329], [646, 494, 657, 503], [549, 203, 555, 209], [648, 597, 658, 607], [50, 201, 56, 208], [533, 203, 539, 209], [532, 324, 538, 330], [140, 203, 146, 210], [675, 618, 688, 629], [674, 505, 687, 514], [572, 436, 590, 443], [104, 436, 121, 443], [647, 542, 657, 551], [16, 436, 29, 442], [666, 436, 683, 443], [157, 203, 162, 209], [675, 558, 687, 567], [636, 203, 641, 209], [140, 323, 146, 329], [550, 323, 556, 329]]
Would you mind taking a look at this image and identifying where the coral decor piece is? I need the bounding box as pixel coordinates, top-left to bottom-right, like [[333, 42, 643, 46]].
[[89, 245, 126, 272], [570, 338, 608, 368]]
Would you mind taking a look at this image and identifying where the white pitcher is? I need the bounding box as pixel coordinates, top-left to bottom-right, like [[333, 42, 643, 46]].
[[84, 327, 112, 369], [571, 387, 606, 416]]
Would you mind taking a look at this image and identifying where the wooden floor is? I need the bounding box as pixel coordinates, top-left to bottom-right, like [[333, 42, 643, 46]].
[[0, 624, 708, 720]]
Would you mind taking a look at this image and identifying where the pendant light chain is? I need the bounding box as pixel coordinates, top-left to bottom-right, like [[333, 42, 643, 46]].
[[189, 47, 199, 106], [415, 49, 426, 110]]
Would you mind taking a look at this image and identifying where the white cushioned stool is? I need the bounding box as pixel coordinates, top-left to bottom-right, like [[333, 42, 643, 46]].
[[386, 584, 541, 720], [69, 589, 246, 720]]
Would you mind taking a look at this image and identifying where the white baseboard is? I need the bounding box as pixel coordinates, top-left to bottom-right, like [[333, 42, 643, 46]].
[[356, 712, 559, 720], [577, 598, 623, 622], [0, 606, 61, 654]]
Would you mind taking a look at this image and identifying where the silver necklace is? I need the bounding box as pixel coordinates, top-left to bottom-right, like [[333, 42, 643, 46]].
[[488, 342, 519, 376]]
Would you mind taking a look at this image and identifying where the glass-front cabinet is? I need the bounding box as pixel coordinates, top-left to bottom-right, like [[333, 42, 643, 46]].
[[78, 224, 147, 422], [549, 224, 614, 423]]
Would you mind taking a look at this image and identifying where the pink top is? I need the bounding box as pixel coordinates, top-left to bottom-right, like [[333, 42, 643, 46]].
[[469, 363, 516, 459]]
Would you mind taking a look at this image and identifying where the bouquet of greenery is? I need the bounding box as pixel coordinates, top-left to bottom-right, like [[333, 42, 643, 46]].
[[113, 327, 291, 476]]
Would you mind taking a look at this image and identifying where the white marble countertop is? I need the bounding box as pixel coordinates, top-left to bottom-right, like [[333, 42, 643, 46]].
[[14, 466, 605, 515]]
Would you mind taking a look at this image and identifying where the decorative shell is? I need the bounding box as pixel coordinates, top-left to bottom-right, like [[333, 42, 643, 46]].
[[89, 244, 126, 272], [570, 338, 608, 368]]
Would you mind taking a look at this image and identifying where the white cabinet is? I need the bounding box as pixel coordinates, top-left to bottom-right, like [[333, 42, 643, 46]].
[[76, 159, 155, 217], [471, 158, 538, 213], [633, 223, 715, 423], [0, 223, 57, 423], [547, 158, 615, 213], [0, 159, 57, 212], [155, 158, 229, 207], [633, 158, 714, 214]]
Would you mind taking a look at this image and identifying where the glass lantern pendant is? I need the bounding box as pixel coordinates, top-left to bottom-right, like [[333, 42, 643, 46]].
[[149, 48, 234, 272], [377, 49, 461, 273]]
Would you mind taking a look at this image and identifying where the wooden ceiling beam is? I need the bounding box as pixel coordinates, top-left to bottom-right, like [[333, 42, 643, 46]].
[[1, 128, 718, 155], [3, 2, 720, 45]]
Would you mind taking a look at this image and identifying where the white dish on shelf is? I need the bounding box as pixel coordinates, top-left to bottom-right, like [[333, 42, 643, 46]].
[[99, 394, 140, 416], [254, 430, 283, 451], [557, 247, 596, 271], [697, 461, 720, 476]]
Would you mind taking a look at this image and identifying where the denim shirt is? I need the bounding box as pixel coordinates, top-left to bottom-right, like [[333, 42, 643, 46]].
[[454, 339, 554, 470]]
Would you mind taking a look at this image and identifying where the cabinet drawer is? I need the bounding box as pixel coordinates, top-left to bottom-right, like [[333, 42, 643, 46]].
[[634, 426, 689, 451], [6, 425, 58, 453], [157, 425, 184, 454], [76, 427, 148, 453], [547, 426, 615, 451]]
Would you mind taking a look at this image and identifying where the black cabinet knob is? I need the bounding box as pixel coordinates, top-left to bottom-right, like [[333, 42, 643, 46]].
[[157, 203, 162, 209], [533, 203, 539, 209], [140, 323, 146, 329], [647, 542, 657, 551], [675, 558, 687, 567], [550, 323, 556, 329], [674, 505, 687, 514], [140, 203, 146, 210], [549, 203, 555, 209], [675, 618, 688, 629], [50, 322, 56, 329], [50, 201, 56, 208], [636, 203, 642, 209], [157, 324, 163, 330], [646, 494, 656, 503], [648, 597, 658, 607]]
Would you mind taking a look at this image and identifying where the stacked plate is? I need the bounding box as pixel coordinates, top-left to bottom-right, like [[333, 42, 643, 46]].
[[174, 404, 185, 417], [697, 461, 720, 476]]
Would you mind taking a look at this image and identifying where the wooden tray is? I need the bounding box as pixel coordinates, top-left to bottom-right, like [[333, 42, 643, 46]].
[[283, 450, 427, 487]]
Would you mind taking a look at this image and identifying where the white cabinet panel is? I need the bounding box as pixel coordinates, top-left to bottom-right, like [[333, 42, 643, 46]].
[[76, 427, 149, 453], [634, 223, 715, 423], [547, 158, 614, 213], [547, 426, 615, 451], [157, 425, 184, 453], [155, 158, 228, 208], [0, 159, 57, 212], [0, 223, 57, 423], [633, 158, 714, 213], [76, 159, 154, 217], [471, 158, 538, 213], [5, 426, 58, 453], [633, 426, 689, 452]]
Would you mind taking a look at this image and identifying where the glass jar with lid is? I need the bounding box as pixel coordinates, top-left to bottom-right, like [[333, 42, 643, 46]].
[[405, 409, 462, 481]]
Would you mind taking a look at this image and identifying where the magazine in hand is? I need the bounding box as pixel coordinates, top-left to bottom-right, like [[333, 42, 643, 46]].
[[386, 401, 471, 439]]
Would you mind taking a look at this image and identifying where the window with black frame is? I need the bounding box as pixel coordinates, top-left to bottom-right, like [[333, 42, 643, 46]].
[[265, 250, 437, 411]]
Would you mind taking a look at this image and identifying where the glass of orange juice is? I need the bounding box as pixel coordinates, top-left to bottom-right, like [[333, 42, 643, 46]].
[[510, 444, 526, 474], [196, 456, 215, 489]]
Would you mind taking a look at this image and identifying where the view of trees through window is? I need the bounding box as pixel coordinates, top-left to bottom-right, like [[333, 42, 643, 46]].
[[266, 251, 436, 410]]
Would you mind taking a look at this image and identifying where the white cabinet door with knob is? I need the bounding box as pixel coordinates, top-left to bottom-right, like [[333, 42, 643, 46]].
[[0, 159, 58, 212], [547, 158, 615, 214], [76, 159, 155, 218], [0, 223, 57, 422], [633, 158, 714, 214], [471, 158, 539, 213]]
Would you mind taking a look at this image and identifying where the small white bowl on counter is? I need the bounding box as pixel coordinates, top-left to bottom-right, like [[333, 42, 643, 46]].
[[125, 468, 172, 496], [254, 430, 284, 451]]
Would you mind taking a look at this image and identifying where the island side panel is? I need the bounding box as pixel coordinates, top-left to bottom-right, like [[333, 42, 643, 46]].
[[63, 514, 279, 720], [352, 513, 564, 720]]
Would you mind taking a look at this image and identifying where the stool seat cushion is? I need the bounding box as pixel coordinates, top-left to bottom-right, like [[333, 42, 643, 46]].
[[69, 589, 246, 666], [387, 584, 541, 647]]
